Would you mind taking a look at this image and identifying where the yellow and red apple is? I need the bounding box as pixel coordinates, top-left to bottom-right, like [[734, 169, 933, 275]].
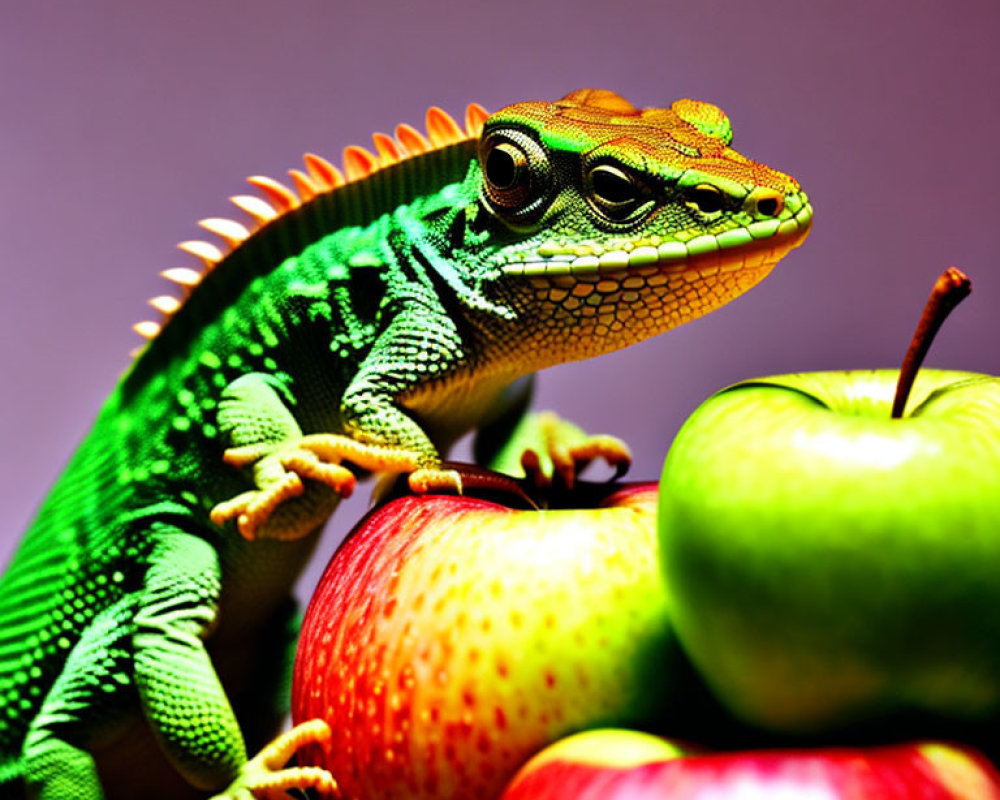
[[291, 484, 686, 799]]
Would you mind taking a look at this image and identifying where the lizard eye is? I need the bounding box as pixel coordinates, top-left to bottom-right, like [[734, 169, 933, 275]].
[[484, 142, 530, 206], [479, 130, 553, 221], [586, 164, 641, 219], [687, 184, 726, 215]]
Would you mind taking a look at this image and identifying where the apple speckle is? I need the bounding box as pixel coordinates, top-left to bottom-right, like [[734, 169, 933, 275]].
[[292, 489, 673, 799]]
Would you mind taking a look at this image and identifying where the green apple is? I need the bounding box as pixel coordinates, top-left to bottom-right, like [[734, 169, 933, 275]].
[[658, 367, 1000, 734], [499, 727, 1000, 799], [291, 483, 690, 800]]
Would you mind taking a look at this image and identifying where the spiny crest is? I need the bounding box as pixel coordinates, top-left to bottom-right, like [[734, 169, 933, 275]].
[[132, 102, 490, 348]]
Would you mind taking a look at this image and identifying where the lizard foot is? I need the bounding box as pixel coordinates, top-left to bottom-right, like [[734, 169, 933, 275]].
[[518, 411, 632, 489], [210, 439, 357, 541], [210, 719, 338, 800], [211, 434, 426, 540]]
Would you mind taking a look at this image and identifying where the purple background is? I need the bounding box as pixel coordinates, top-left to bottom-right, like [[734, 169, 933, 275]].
[[2, 2, 998, 601]]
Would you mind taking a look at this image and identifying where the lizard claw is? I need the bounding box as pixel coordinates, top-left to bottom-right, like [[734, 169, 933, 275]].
[[409, 463, 537, 508], [213, 433, 430, 541], [210, 471, 306, 540], [519, 412, 632, 489], [211, 440, 358, 541], [210, 719, 338, 800], [408, 466, 464, 494]]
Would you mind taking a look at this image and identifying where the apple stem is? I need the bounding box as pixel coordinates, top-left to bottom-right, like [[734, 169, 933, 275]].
[[891, 267, 971, 418]]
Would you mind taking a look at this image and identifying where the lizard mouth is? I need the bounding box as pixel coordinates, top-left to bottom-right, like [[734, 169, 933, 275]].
[[500, 197, 813, 282]]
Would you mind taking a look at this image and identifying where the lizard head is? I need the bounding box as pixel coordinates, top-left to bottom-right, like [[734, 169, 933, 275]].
[[460, 89, 812, 369], [135, 89, 809, 379]]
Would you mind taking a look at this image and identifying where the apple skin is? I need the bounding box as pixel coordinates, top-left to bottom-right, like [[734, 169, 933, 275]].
[[499, 728, 1000, 800], [658, 368, 1000, 734], [291, 483, 683, 800]]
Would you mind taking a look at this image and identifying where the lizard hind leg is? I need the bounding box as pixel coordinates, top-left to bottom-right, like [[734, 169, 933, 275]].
[[21, 597, 140, 800], [130, 531, 242, 794], [516, 410, 632, 489], [474, 377, 632, 489]]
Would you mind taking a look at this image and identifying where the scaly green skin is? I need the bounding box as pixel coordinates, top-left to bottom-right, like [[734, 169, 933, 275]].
[[0, 89, 810, 798]]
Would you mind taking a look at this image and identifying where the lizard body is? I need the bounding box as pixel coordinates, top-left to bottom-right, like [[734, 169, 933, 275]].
[[0, 89, 811, 798]]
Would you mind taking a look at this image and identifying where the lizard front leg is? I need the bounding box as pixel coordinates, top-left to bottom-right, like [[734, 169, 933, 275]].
[[335, 303, 476, 493], [208, 372, 442, 541], [211, 307, 469, 539], [209, 373, 356, 541]]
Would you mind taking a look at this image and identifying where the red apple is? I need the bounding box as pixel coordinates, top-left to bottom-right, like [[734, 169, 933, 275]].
[[500, 728, 1000, 800], [291, 483, 683, 800]]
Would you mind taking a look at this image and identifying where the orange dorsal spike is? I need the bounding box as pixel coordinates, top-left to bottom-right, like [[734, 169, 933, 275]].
[[160, 267, 203, 289], [246, 175, 300, 213], [426, 107, 464, 146], [198, 217, 250, 248], [342, 145, 379, 182], [465, 103, 489, 136], [288, 168, 319, 201], [394, 123, 429, 156], [371, 132, 401, 165], [303, 152, 345, 189], [177, 240, 224, 268], [230, 194, 279, 224], [136, 102, 488, 352], [133, 321, 161, 339], [148, 295, 182, 315]]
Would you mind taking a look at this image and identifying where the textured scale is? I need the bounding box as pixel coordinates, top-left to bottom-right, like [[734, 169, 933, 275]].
[[135, 106, 479, 345], [0, 90, 810, 798]]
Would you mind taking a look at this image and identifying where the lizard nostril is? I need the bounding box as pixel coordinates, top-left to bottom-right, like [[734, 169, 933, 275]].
[[756, 197, 780, 217], [746, 188, 783, 218]]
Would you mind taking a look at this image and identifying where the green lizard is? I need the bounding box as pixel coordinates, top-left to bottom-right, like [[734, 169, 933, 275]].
[[0, 88, 811, 799]]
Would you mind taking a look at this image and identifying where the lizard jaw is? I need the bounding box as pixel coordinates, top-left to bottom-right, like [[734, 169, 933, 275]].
[[492, 198, 813, 365], [500, 196, 813, 281]]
